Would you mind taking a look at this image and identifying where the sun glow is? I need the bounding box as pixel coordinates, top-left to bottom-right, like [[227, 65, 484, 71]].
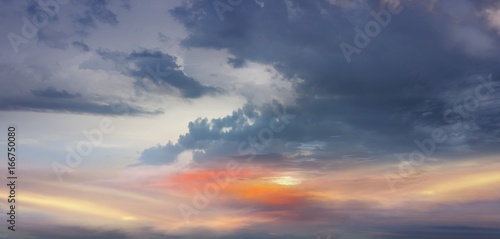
[[265, 176, 302, 186]]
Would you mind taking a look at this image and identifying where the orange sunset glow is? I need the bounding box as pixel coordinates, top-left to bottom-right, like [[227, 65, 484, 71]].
[[2, 0, 500, 238]]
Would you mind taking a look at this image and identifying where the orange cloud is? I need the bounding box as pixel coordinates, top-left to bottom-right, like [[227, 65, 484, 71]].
[[224, 181, 310, 207], [143, 169, 257, 193], [152, 168, 315, 209]]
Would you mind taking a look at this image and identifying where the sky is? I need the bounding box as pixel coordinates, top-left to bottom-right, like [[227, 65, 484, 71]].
[[1, 0, 500, 238]]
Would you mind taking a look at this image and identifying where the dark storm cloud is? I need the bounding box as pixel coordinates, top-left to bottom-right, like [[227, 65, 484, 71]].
[[71, 0, 123, 37], [137, 0, 500, 165], [27, 226, 129, 239], [140, 102, 315, 164], [75, 11, 97, 29], [37, 28, 69, 50], [22, 225, 320, 239], [216, 233, 309, 239], [32, 87, 81, 98], [72, 41, 90, 51], [24, 225, 188, 239], [18, 0, 120, 48], [227, 57, 245, 68], [375, 225, 500, 239], [26, 0, 41, 15], [141, 141, 184, 164], [25, 0, 60, 22], [20, 210, 500, 239], [0, 95, 163, 116], [97, 49, 222, 98], [79, 0, 118, 26]]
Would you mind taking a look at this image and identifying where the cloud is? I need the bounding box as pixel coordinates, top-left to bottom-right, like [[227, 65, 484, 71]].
[[138, 102, 298, 164], [71, 0, 124, 36], [227, 57, 246, 68], [140, 141, 184, 164], [37, 28, 69, 50], [0, 96, 163, 116], [72, 41, 91, 51], [32, 87, 82, 99], [3, 1, 500, 238], [158, 32, 170, 43], [78, 0, 119, 26], [135, 0, 500, 166], [98, 49, 223, 98], [23, 224, 328, 239], [376, 225, 500, 239], [27, 226, 129, 239]]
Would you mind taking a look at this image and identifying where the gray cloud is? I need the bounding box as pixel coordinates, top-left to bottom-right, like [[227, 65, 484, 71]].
[[21, 221, 500, 239], [27, 226, 129, 239], [0, 96, 163, 116], [158, 32, 170, 43], [69, 0, 124, 37], [227, 57, 245, 68], [140, 141, 184, 165], [140, 102, 312, 164], [78, 0, 119, 26], [20, 224, 315, 239], [98, 49, 222, 98], [375, 225, 500, 239], [37, 28, 69, 50], [32, 87, 82, 99], [72, 41, 90, 51], [137, 0, 500, 165]]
